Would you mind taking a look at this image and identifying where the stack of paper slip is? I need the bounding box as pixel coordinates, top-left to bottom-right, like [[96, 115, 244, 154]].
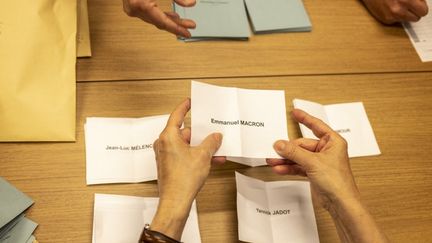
[[0, 177, 38, 243], [84, 115, 170, 185], [403, 0, 432, 62], [235, 172, 319, 243], [174, 0, 311, 41], [92, 194, 201, 243], [174, 0, 250, 41], [191, 81, 289, 167], [245, 0, 312, 33], [293, 99, 381, 157]]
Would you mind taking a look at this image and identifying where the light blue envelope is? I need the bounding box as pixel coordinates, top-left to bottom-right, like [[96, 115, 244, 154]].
[[174, 0, 250, 41], [245, 0, 312, 33]]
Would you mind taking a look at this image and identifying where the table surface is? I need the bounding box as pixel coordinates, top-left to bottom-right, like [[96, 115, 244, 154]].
[[2, 0, 432, 242], [77, 0, 432, 82]]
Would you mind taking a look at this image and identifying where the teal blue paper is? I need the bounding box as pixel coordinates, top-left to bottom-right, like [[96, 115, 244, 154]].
[[245, 0, 312, 33], [0, 177, 34, 229], [174, 0, 250, 40]]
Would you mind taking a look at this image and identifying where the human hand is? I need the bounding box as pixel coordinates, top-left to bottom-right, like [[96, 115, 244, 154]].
[[267, 109, 360, 211], [150, 98, 224, 240], [122, 0, 196, 38], [362, 0, 428, 24]]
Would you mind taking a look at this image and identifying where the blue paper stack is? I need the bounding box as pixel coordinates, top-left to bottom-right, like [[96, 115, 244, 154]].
[[0, 177, 37, 243]]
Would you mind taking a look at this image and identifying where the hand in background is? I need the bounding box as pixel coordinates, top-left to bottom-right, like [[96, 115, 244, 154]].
[[362, 0, 428, 24], [151, 98, 224, 240], [123, 0, 196, 38], [267, 109, 388, 243]]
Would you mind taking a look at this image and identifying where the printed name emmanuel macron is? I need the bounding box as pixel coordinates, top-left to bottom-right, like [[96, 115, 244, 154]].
[[210, 118, 265, 127]]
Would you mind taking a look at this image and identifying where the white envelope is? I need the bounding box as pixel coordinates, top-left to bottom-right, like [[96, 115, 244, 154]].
[[92, 194, 201, 243], [293, 99, 381, 158], [236, 172, 319, 243], [85, 115, 169, 185], [191, 81, 288, 161]]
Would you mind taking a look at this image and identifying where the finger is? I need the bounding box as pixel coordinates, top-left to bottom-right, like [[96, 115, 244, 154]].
[[291, 109, 334, 138], [180, 127, 191, 144], [212, 156, 226, 165], [273, 140, 316, 168], [397, 9, 422, 22], [139, 8, 192, 38], [153, 139, 159, 160], [165, 12, 196, 29], [198, 133, 223, 156], [266, 158, 296, 166], [174, 0, 196, 7], [315, 134, 330, 152], [293, 138, 319, 152], [272, 164, 306, 176], [405, 0, 429, 18], [166, 98, 190, 128]]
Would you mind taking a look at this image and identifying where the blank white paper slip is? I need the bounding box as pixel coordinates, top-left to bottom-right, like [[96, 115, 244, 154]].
[[92, 194, 201, 243], [293, 99, 380, 158]]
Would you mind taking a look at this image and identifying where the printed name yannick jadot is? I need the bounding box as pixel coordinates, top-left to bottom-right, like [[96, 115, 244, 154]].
[[210, 118, 265, 127], [256, 208, 291, 215]]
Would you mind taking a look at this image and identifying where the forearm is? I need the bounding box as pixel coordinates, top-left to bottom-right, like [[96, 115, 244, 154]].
[[150, 198, 194, 241], [329, 196, 388, 243]]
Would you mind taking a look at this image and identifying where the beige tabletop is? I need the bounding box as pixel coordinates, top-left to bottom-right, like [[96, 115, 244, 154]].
[[1, 0, 432, 242]]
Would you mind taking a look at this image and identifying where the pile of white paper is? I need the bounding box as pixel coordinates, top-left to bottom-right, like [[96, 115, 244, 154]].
[[0, 177, 38, 243], [403, 0, 432, 62], [293, 99, 381, 157], [191, 81, 289, 166], [92, 194, 201, 243], [84, 115, 169, 185], [236, 172, 319, 243]]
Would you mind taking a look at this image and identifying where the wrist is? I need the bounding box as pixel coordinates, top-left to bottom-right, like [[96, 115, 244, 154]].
[[150, 198, 194, 240]]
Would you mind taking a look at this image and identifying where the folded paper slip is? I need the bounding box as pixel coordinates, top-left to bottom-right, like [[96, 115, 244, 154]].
[[191, 81, 289, 160], [174, 0, 250, 41], [236, 172, 319, 243], [0, 0, 77, 141], [245, 0, 312, 33], [92, 194, 201, 243], [293, 99, 381, 158], [85, 115, 170, 185]]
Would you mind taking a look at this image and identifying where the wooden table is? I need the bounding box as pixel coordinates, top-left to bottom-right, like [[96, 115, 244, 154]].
[[1, 0, 432, 242]]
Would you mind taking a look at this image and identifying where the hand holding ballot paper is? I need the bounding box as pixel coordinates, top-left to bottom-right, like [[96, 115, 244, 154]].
[[122, 0, 197, 38], [139, 89, 388, 242], [266, 109, 389, 243]]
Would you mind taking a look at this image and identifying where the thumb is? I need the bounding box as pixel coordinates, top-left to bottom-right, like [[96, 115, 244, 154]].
[[273, 140, 315, 169], [198, 133, 223, 156]]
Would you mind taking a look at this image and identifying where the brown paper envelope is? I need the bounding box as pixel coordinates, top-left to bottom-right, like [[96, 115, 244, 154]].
[[0, 0, 77, 141], [77, 0, 92, 57]]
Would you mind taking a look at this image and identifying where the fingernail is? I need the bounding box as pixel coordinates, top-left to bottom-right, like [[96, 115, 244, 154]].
[[213, 133, 223, 143], [274, 140, 285, 151]]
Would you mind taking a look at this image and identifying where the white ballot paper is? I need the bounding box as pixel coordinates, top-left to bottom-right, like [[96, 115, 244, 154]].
[[191, 81, 288, 164], [403, 0, 432, 62], [293, 99, 380, 158], [236, 172, 319, 243], [85, 115, 169, 185], [92, 194, 201, 243]]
